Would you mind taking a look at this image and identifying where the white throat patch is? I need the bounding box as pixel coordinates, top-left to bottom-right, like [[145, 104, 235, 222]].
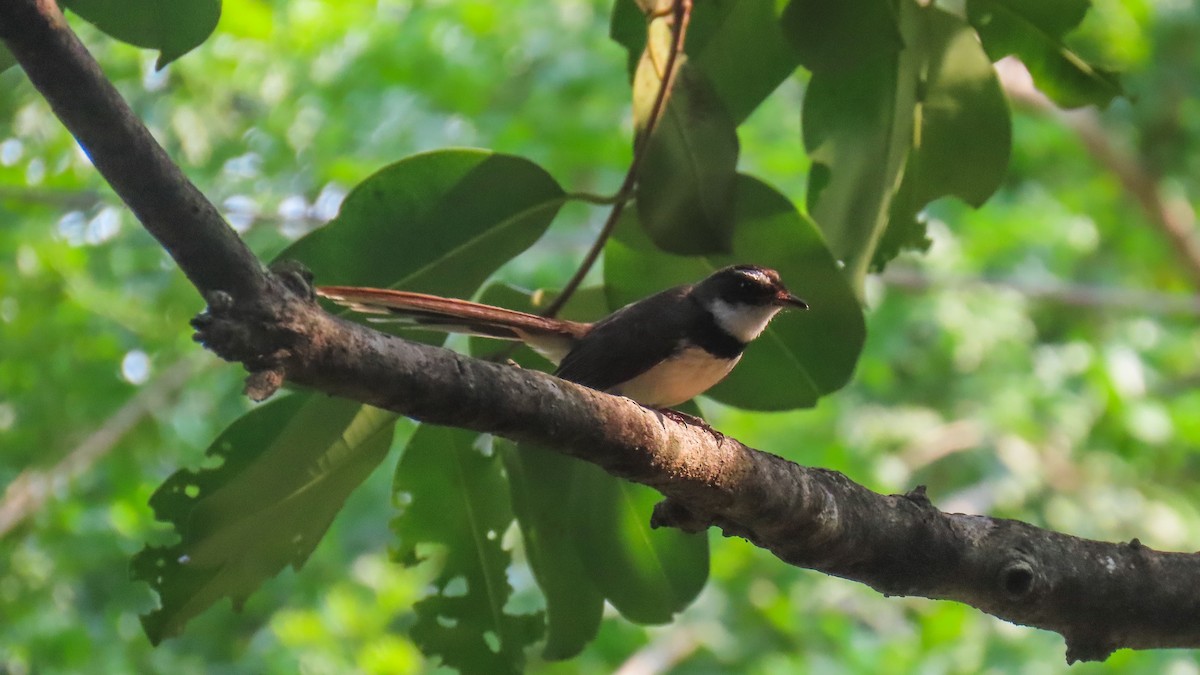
[[708, 298, 782, 343]]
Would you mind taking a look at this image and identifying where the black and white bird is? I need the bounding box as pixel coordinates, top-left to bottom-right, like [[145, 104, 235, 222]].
[[317, 264, 807, 408]]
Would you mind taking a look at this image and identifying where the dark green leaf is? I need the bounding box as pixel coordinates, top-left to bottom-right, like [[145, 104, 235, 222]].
[[686, 0, 802, 125], [967, 0, 1122, 108], [805, 2, 1012, 284], [0, 46, 15, 73], [62, 0, 220, 67], [132, 394, 395, 644], [567, 461, 708, 624], [803, 6, 916, 288], [780, 0, 902, 73], [277, 149, 564, 299], [500, 441, 604, 659], [874, 7, 1011, 270], [392, 425, 541, 675], [617, 0, 801, 125], [610, 0, 647, 78], [635, 58, 739, 254], [607, 174, 864, 410]]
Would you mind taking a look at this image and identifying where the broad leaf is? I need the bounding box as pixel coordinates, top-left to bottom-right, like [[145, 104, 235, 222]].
[[780, 0, 902, 74], [634, 52, 738, 254], [875, 7, 1011, 270], [62, 0, 220, 67], [805, 2, 1012, 285], [615, 0, 803, 124], [0, 47, 14, 74], [568, 460, 708, 624], [967, 0, 1122, 109], [803, 2, 917, 289], [132, 394, 395, 644], [607, 174, 864, 410], [392, 425, 542, 675], [499, 441, 604, 660], [277, 149, 565, 300], [685, 0, 802, 125]]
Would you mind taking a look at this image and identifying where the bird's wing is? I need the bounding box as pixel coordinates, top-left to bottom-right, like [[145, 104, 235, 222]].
[[554, 288, 690, 393], [317, 286, 588, 364]]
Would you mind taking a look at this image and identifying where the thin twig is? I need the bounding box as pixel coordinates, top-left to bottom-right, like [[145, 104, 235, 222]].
[[541, 0, 693, 317]]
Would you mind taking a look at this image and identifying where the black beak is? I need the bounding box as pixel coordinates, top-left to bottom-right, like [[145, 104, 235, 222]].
[[775, 291, 809, 310]]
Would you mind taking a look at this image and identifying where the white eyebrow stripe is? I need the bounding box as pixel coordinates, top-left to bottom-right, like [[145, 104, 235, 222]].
[[737, 268, 771, 285]]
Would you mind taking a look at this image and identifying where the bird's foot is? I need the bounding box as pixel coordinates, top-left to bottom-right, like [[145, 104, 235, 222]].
[[655, 407, 722, 438]]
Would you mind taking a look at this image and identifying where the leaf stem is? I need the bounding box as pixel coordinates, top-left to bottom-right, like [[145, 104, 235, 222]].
[[541, 0, 693, 318], [564, 190, 628, 206]]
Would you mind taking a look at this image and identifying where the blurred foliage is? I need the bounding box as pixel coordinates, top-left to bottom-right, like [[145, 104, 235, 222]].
[[1, 0, 1199, 673]]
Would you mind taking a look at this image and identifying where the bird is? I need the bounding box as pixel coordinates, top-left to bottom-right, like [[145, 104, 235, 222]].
[[316, 264, 807, 408]]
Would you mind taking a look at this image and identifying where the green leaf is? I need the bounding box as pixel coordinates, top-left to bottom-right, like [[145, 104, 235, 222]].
[[499, 441, 604, 660], [635, 58, 739, 255], [874, 7, 1012, 271], [277, 149, 565, 300], [967, 0, 1122, 109], [803, 4, 917, 289], [616, 0, 802, 125], [0, 46, 15, 74], [392, 425, 542, 675], [610, 0, 646, 78], [61, 0, 220, 67], [132, 394, 395, 644], [567, 461, 708, 624], [804, 2, 1012, 285], [608, 173, 864, 410], [780, 0, 902, 74], [686, 0, 802, 125]]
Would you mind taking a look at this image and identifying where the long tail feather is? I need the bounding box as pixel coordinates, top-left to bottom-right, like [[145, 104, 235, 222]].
[[316, 286, 587, 363]]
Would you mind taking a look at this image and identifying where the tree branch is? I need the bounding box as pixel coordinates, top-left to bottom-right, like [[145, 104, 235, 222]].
[[190, 278, 1200, 663], [7, 1, 1200, 665]]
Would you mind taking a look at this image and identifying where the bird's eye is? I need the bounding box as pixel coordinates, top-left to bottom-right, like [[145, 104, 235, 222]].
[[738, 279, 754, 291]]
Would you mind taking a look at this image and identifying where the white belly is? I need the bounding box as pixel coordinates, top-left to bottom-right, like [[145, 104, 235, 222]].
[[609, 347, 741, 408]]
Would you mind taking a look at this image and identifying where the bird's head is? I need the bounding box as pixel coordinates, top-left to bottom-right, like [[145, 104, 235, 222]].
[[692, 265, 808, 343]]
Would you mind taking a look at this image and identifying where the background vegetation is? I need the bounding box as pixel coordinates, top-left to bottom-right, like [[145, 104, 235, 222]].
[[2, 0, 1199, 672]]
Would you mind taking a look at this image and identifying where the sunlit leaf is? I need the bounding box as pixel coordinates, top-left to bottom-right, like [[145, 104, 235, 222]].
[[875, 7, 1011, 271], [277, 149, 565, 300], [607, 174, 863, 410], [967, 0, 1122, 109], [805, 2, 1012, 285], [803, 3, 916, 288], [132, 394, 395, 644], [62, 0, 221, 67], [392, 425, 542, 675]]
